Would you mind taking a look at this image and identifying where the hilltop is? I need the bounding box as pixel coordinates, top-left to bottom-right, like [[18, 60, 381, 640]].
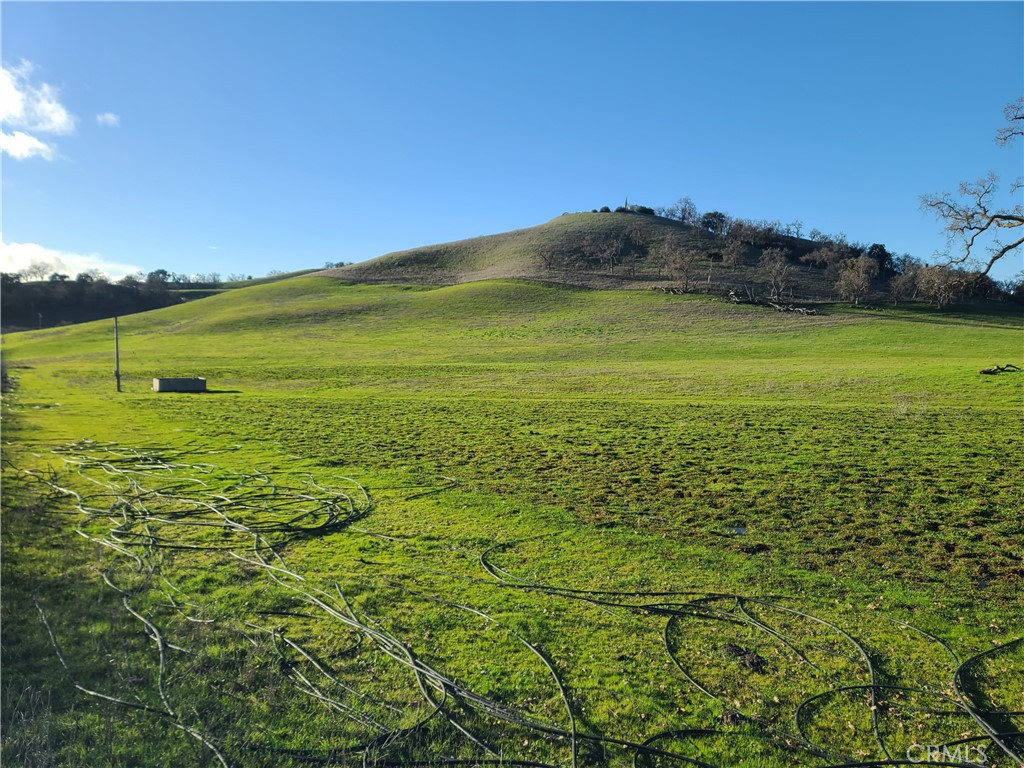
[[315, 210, 1017, 308], [318, 212, 812, 292]]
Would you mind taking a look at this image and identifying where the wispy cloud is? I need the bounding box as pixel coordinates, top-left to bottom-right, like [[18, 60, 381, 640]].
[[0, 60, 76, 161], [1, 236, 143, 280], [0, 130, 56, 160], [96, 112, 120, 127]]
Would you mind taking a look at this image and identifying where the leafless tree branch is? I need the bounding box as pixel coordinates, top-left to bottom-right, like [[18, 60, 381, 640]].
[[996, 97, 1024, 146], [921, 99, 1024, 275]]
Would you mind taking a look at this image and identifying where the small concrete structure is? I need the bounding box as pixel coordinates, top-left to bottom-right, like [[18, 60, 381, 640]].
[[152, 377, 207, 393]]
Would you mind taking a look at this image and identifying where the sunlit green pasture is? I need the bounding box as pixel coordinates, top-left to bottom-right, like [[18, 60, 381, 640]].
[[3, 278, 1022, 766]]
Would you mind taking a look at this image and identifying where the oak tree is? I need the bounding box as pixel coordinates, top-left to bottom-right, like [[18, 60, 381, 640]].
[[921, 98, 1023, 275]]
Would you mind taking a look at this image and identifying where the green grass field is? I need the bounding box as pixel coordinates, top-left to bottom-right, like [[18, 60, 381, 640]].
[[3, 277, 1022, 767]]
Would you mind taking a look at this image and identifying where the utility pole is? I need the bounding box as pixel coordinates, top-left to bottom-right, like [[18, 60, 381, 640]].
[[114, 316, 122, 393]]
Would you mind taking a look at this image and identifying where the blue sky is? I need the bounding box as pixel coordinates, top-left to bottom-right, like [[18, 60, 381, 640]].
[[2, 2, 1022, 281]]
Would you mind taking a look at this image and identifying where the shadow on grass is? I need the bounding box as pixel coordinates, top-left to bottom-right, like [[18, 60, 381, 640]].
[[148, 389, 242, 394]]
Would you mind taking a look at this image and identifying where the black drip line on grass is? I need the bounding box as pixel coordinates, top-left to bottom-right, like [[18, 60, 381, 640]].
[[23, 441, 1024, 768]]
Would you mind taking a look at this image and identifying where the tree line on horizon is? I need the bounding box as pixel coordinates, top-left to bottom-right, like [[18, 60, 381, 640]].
[[0, 268, 243, 331], [578, 97, 1022, 306], [553, 201, 1020, 308]]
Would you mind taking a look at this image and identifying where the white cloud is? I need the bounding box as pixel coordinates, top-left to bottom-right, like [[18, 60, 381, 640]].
[[0, 66, 25, 123], [0, 130, 55, 160], [0, 60, 76, 161], [1, 236, 143, 280], [96, 112, 120, 127]]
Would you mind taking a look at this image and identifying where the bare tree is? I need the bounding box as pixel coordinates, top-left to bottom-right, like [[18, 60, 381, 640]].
[[834, 255, 879, 304], [759, 247, 792, 300], [801, 242, 858, 272], [668, 249, 702, 291], [622, 224, 648, 276], [916, 265, 969, 308], [599, 235, 625, 272], [538, 247, 559, 272], [653, 234, 700, 290], [721, 238, 748, 266], [19, 260, 52, 281], [889, 271, 917, 304], [996, 97, 1024, 146], [889, 256, 922, 304], [665, 197, 698, 225], [921, 98, 1023, 275]]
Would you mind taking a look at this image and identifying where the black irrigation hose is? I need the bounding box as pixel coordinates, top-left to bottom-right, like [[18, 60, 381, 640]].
[[632, 729, 721, 768], [383, 580, 581, 768], [23, 441, 1024, 768], [34, 599, 234, 768], [405, 543, 1020, 768], [255, 536, 725, 766], [482, 535, 1023, 767], [952, 637, 1024, 765]]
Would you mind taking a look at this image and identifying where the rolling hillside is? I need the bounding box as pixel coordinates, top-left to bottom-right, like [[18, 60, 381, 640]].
[[4, 278, 1022, 767], [319, 212, 822, 294]]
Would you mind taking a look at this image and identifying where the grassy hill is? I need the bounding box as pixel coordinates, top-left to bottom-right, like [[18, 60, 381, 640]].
[[3, 278, 1022, 766], [321, 212, 823, 294]]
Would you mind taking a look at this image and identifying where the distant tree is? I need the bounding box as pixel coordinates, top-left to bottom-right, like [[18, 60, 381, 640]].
[[721, 238, 748, 266], [75, 269, 104, 284], [48, 273, 69, 282], [865, 243, 895, 275], [599, 206, 611, 213], [600, 236, 624, 270], [916, 265, 969, 308], [892, 253, 922, 276], [654, 234, 700, 290], [965, 271, 1001, 301], [20, 261, 51, 281], [834, 255, 880, 304], [621, 224, 648, 276], [674, 197, 699, 225], [700, 211, 729, 236], [2, 272, 22, 289], [193, 272, 222, 286], [788, 220, 804, 239], [997, 274, 1024, 303], [146, 268, 170, 287], [670, 249, 702, 291], [538, 247, 559, 272], [921, 97, 1023, 276], [800, 243, 853, 271], [888, 255, 923, 304], [759, 247, 792, 300], [733, 219, 786, 249], [119, 273, 143, 291], [889, 271, 918, 304]]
